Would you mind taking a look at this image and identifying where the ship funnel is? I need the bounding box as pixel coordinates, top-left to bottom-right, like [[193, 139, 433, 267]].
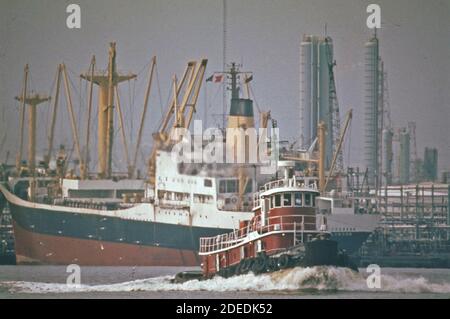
[[225, 63, 255, 129]]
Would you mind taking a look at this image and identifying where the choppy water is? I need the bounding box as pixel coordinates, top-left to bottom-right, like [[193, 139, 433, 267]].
[[0, 266, 449, 299]]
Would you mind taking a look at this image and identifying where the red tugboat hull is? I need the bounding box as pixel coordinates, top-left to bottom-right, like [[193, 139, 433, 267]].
[[201, 233, 357, 279]]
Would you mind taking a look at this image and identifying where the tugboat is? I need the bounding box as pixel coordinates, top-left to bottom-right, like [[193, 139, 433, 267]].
[[197, 162, 358, 279]]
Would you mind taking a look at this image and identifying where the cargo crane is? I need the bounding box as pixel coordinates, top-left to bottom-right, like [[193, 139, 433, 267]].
[[147, 59, 208, 185], [280, 109, 352, 194], [323, 109, 353, 192], [324, 37, 343, 173]]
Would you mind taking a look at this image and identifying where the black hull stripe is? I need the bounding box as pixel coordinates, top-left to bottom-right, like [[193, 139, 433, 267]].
[[9, 203, 231, 251], [331, 232, 371, 254]]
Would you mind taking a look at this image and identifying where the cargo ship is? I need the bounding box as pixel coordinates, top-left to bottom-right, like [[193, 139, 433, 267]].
[[0, 152, 258, 265], [317, 193, 381, 255], [0, 45, 276, 266]]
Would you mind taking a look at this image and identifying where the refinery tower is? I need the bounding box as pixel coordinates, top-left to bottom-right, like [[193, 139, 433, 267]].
[[299, 35, 338, 170], [364, 33, 384, 188]]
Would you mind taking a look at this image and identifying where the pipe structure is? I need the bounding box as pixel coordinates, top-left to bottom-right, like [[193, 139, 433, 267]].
[[318, 121, 326, 193], [447, 185, 450, 232]]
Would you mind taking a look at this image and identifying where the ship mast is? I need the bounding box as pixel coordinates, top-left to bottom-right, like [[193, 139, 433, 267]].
[[81, 43, 136, 179], [15, 69, 51, 201], [15, 93, 51, 173], [16, 64, 28, 172], [15, 73, 51, 176], [84, 56, 96, 179]]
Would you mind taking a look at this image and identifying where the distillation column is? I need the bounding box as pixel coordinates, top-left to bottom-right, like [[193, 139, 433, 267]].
[[364, 34, 381, 188]]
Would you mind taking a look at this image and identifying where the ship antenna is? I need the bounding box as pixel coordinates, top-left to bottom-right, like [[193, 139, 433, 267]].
[[222, 0, 227, 129]]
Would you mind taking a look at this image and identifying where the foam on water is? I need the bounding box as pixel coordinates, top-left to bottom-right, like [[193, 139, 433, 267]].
[[4, 266, 450, 294]]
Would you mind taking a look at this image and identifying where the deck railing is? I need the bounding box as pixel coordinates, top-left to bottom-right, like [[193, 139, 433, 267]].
[[253, 177, 318, 208], [259, 177, 318, 193], [199, 214, 317, 254]]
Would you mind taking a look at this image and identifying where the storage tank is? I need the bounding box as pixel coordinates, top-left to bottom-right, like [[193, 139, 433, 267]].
[[423, 147, 438, 181], [299, 35, 332, 168]]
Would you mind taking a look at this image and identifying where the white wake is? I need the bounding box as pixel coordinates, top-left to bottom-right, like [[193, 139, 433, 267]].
[[4, 266, 450, 294]]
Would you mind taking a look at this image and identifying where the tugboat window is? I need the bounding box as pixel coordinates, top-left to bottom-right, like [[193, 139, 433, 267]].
[[227, 180, 237, 193], [219, 180, 226, 193], [312, 194, 316, 206], [244, 179, 252, 193], [305, 193, 311, 206], [283, 193, 292, 206], [274, 194, 281, 207], [294, 192, 302, 206]]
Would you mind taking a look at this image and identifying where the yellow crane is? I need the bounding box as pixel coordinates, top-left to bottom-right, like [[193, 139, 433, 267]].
[[323, 109, 352, 192], [279, 109, 352, 193], [147, 59, 208, 185]]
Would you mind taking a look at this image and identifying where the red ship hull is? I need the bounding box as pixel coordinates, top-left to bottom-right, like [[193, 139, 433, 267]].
[[13, 221, 200, 266]]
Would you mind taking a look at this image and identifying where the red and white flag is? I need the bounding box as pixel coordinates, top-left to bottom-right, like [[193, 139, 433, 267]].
[[213, 74, 224, 83], [206, 73, 224, 83]]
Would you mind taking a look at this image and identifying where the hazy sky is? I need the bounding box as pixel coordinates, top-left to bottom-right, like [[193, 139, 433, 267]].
[[1, 0, 449, 174]]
